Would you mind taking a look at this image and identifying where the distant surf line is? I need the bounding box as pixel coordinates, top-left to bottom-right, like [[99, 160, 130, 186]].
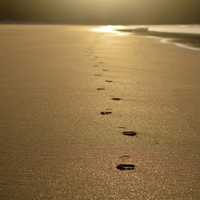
[[117, 26, 200, 52]]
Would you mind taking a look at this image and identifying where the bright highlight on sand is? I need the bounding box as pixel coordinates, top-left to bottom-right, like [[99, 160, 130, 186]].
[[92, 26, 130, 36], [93, 26, 116, 33]]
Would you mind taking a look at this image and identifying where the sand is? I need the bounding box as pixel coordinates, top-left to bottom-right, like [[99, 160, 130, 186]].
[[0, 25, 200, 200]]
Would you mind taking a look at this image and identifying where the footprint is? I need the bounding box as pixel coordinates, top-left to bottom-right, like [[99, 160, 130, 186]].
[[100, 111, 112, 115], [94, 74, 102, 77], [154, 140, 160, 145], [105, 80, 113, 83], [102, 69, 109, 72], [97, 88, 105, 91], [116, 164, 135, 171], [112, 98, 122, 101], [122, 131, 137, 137]]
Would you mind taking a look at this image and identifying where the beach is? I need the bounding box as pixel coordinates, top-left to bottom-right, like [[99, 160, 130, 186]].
[[0, 25, 200, 200]]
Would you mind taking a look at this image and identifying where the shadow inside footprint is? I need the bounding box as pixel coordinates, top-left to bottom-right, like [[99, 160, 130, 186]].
[[100, 111, 112, 115], [122, 131, 137, 136], [102, 69, 109, 72], [105, 80, 113, 83], [97, 88, 105, 91], [112, 98, 121, 101], [116, 164, 135, 171]]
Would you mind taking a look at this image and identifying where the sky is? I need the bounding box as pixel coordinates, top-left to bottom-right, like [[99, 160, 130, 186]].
[[1, 0, 200, 24]]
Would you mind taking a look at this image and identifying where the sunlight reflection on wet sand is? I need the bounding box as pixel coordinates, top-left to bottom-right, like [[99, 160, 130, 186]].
[[92, 25, 130, 36]]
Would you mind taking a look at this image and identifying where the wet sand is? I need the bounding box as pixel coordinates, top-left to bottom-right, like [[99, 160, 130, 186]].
[[0, 25, 200, 200]]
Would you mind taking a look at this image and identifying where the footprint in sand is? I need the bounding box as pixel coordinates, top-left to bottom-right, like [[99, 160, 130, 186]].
[[100, 111, 112, 115], [111, 97, 122, 101], [98, 61, 104, 65], [117, 155, 135, 171], [97, 88, 105, 91], [94, 74, 102, 77], [92, 56, 99, 60], [102, 69, 109, 72], [122, 131, 137, 137], [105, 80, 113, 83], [116, 164, 135, 171]]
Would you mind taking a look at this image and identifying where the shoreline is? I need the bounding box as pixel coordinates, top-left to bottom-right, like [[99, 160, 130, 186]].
[[118, 27, 200, 50]]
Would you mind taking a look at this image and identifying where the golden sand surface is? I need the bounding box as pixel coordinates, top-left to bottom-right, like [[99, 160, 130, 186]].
[[0, 25, 200, 200]]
